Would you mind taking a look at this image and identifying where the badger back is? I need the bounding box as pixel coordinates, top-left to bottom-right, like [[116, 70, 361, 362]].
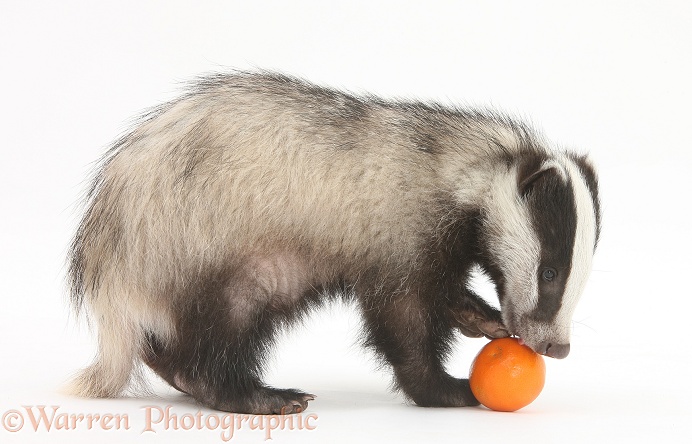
[[67, 73, 453, 312]]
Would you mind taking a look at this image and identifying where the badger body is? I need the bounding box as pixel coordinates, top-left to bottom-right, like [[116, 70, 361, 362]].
[[68, 72, 600, 414]]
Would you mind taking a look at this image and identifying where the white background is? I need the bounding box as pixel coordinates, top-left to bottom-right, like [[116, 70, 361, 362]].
[[2, 1, 691, 443]]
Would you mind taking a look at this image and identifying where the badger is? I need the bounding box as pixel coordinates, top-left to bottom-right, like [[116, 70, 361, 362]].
[[67, 71, 601, 414]]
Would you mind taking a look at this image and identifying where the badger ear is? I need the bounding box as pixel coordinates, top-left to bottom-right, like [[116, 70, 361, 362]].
[[517, 159, 560, 197]]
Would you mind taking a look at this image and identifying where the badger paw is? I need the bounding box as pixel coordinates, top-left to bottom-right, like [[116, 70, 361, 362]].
[[452, 304, 510, 340], [214, 387, 316, 415]]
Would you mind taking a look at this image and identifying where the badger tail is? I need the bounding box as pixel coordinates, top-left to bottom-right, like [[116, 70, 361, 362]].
[[65, 299, 142, 398], [65, 191, 143, 398]]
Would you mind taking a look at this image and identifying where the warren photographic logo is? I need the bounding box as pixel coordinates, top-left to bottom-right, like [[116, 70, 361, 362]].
[[2, 405, 318, 441]]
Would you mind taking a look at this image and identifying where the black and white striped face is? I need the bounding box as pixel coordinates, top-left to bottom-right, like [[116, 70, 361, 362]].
[[483, 153, 600, 359]]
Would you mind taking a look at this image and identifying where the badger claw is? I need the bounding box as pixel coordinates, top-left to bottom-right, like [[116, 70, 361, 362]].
[[452, 307, 510, 340]]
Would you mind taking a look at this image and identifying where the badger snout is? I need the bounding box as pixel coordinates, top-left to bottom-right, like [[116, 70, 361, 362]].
[[535, 341, 570, 359], [518, 336, 570, 359], [503, 305, 574, 359]]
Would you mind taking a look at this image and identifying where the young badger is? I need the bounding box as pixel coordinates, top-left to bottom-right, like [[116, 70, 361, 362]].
[[68, 72, 601, 414]]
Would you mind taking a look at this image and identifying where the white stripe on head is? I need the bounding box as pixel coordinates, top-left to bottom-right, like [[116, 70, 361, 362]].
[[486, 164, 541, 321]]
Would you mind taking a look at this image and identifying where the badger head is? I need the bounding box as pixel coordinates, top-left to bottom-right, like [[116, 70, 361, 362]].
[[480, 152, 600, 359]]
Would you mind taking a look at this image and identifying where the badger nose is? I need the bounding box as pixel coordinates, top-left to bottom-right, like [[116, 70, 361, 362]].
[[537, 341, 570, 359]]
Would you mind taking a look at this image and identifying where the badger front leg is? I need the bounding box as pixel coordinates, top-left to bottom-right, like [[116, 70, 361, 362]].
[[451, 288, 510, 340], [359, 283, 479, 407]]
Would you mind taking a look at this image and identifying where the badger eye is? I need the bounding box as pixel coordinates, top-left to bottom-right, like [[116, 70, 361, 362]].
[[541, 267, 557, 282]]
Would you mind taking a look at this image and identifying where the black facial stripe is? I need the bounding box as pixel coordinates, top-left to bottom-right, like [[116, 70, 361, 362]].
[[525, 171, 577, 322], [568, 154, 601, 248]]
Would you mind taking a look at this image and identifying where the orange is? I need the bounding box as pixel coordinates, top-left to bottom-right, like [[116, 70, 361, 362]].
[[469, 337, 546, 412]]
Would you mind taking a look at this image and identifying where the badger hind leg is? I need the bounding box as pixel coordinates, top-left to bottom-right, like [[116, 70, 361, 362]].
[[142, 257, 317, 414]]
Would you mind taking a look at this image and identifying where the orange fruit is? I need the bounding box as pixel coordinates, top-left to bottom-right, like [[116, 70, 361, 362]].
[[469, 337, 546, 412]]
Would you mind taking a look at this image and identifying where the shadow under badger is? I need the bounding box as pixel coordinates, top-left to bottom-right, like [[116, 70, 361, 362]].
[[68, 72, 601, 414]]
